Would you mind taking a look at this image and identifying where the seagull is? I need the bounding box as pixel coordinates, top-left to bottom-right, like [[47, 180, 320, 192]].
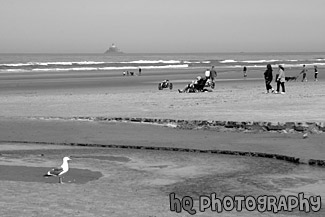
[[44, 156, 71, 184]]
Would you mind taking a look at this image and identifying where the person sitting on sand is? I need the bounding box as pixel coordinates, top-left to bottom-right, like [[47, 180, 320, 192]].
[[178, 76, 208, 93], [178, 80, 196, 93], [194, 76, 208, 92]]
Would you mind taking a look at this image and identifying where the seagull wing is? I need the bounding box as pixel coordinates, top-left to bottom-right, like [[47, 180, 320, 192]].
[[44, 167, 64, 177]]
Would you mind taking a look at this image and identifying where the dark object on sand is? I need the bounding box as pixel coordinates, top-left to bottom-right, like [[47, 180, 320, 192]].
[[285, 76, 298, 82], [158, 80, 173, 90]]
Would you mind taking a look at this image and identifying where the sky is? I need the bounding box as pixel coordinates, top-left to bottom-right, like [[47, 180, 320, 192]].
[[0, 0, 324, 53]]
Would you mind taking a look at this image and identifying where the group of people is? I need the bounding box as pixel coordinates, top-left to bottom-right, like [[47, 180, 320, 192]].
[[161, 63, 319, 95], [263, 64, 286, 94], [300, 64, 318, 82], [263, 64, 319, 94], [178, 66, 217, 93], [123, 67, 142, 76]]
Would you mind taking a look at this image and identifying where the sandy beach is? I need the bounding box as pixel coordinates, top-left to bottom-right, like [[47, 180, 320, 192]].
[[3, 0, 325, 215], [0, 67, 324, 121], [0, 67, 324, 216]]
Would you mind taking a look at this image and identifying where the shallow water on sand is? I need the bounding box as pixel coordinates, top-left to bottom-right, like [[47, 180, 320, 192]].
[[1, 146, 324, 194], [1, 145, 324, 215]]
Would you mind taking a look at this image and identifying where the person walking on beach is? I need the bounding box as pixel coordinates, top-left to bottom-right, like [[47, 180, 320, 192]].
[[300, 65, 308, 82], [138, 67, 142, 76], [243, 66, 247, 78], [314, 65, 318, 81], [210, 66, 217, 81], [276, 65, 286, 94], [264, 64, 274, 93]]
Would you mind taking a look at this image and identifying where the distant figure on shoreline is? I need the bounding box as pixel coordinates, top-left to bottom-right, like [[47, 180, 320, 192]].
[[314, 65, 318, 81], [243, 66, 247, 78], [264, 64, 274, 93], [276, 65, 286, 94], [209, 66, 217, 81], [300, 65, 308, 82], [138, 67, 142, 76]]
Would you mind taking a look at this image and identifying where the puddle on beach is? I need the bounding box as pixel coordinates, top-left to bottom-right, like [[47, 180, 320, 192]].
[[0, 165, 102, 184]]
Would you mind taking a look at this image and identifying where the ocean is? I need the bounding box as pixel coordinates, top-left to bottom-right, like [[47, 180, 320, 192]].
[[0, 52, 324, 74]]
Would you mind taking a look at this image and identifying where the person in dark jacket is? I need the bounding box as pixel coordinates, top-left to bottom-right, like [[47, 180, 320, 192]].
[[264, 64, 274, 93]]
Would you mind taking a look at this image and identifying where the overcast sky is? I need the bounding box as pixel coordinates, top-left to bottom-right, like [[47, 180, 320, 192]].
[[1, 0, 324, 53]]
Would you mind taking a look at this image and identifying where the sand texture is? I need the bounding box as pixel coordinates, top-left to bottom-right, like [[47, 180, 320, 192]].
[[0, 67, 324, 216]]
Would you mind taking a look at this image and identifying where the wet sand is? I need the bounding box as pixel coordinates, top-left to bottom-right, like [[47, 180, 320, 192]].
[[1, 143, 325, 217]]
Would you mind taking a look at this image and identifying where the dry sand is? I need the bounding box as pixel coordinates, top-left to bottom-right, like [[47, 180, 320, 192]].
[[0, 67, 324, 122]]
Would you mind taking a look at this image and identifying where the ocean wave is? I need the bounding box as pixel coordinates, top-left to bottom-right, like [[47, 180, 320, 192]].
[[1, 61, 106, 67], [121, 60, 181, 64], [184, 61, 201, 64], [220, 59, 237, 63], [1, 64, 189, 73], [0, 69, 29, 73], [241, 59, 279, 63]]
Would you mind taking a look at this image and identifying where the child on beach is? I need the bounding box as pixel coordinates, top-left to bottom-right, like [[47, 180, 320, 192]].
[[264, 64, 274, 93], [276, 65, 286, 94], [314, 65, 318, 81]]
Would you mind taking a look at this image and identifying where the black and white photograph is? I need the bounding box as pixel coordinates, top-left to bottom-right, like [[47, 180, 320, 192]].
[[0, 0, 324, 216]]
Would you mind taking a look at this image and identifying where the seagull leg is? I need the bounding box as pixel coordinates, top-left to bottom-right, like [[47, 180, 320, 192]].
[[59, 177, 63, 184]]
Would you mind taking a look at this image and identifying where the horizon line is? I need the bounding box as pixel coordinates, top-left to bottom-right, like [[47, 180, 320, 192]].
[[1, 51, 325, 55]]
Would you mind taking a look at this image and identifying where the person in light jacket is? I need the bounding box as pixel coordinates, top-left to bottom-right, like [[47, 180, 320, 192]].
[[276, 65, 286, 94]]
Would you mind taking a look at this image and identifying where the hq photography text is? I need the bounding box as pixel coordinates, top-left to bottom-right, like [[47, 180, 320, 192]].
[[169, 192, 322, 215]]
